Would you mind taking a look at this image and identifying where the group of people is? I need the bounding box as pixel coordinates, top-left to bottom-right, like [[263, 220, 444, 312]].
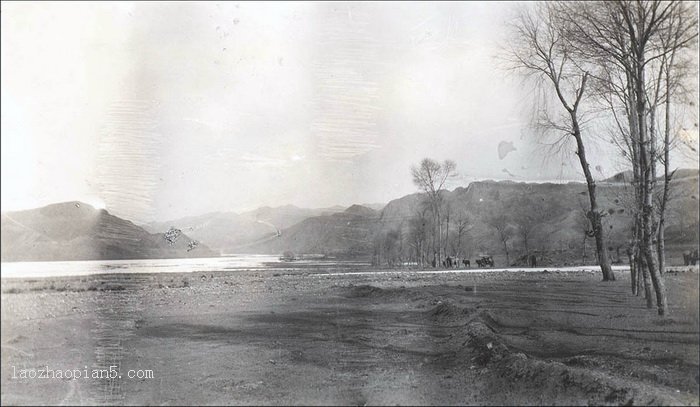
[[441, 256, 467, 268], [430, 253, 540, 269], [430, 254, 467, 268]]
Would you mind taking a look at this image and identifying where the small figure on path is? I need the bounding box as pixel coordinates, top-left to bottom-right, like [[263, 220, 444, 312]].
[[528, 254, 537, 268]]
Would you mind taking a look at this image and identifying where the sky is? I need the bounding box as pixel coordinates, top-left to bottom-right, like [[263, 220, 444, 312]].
[[2, 1, 698, 223]]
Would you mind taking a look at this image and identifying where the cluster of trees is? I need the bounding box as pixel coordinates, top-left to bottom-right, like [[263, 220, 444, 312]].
[[371, 228, 403, 267], [404, 199, 475, 268], [484, 195, 558, 266], [407, 159, 486, 267], [372, 159, 474, 268], [507, 1, 698, 315], [410, 158, 458, 267], [393, 159, 568, 268]]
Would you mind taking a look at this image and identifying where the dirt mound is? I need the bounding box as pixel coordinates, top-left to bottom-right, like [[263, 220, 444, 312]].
[[463, 320, 511, 365], [427, 302, 475, 325], [343, 284, 428, 302], [460, 315, 693, 405]]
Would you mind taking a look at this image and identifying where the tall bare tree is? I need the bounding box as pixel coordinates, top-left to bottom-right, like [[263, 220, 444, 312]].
[[505, 3, 615, 281], [411, 158, 457, 268]]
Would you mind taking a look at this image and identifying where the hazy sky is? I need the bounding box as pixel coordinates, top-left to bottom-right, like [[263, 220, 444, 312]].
[[2, 2, 698, 223]]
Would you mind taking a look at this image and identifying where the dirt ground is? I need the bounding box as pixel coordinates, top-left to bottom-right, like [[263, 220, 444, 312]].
[[1, 266, 699, 405]]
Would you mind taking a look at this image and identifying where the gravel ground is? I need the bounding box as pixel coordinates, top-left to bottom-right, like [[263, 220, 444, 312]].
[[1, 266, 698, 405]]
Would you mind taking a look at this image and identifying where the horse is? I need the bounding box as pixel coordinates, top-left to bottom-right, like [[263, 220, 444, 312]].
[[444, 256, 454, 268]]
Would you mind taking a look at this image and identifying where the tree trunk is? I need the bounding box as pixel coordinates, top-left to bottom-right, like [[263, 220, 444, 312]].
[[524, 236, 530, 257], [444, 214, 450, 259], [504, 242, 510, 266], [419, 242, 424, 268], [627, 249, 636, 295], [636, 57, 668, 316], [636, 248, 643, 296], [632, 216, 644, 297], [436, 209, 442, 268], [645, 245, 668, 315], [571, 115, 615, 281], [589, 211, 614, 280], [640, 255, 654, 308], [657, 52, 674, 275], [456, 232, 462, 259], [657, 226, 666, 273]]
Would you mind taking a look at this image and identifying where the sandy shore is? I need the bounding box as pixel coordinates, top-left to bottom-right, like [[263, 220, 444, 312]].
[[1, 267, 699, 405]]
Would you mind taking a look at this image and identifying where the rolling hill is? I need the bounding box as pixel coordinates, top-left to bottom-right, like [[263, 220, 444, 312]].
[[1, 202, 216, 262], [241, 205, 381, 256], [143, 204, 348, 254]]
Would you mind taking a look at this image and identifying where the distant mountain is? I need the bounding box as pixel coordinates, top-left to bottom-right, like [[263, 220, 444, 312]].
[[144, 211, 265, 255], [319, 205, 350, 215], [603, 168, 699, 183], [602, 170, 635, 183], [6, 170, 695, 264], [245, 172, 699, 264], [239, 204, 348, 229], [1, 202, 216, 262], [241, 205, 380, 256], [344, 204, 380, 218], [360, 202, 387, 211], [144, 204, 348, 254]]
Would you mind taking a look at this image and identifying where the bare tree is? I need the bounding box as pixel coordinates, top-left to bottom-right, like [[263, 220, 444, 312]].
[[408, 206, 431, 268], [555, 0, 698, 316], [486, 214, 514, 266], [383, 229, 401, 267], [655, 3, 698, 276], [451, 210, 472, 258], [411, 158, 457, 268], [443, 203, 451, 259], [512, 196, 547, 257], [505, 3, 615, 281]]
